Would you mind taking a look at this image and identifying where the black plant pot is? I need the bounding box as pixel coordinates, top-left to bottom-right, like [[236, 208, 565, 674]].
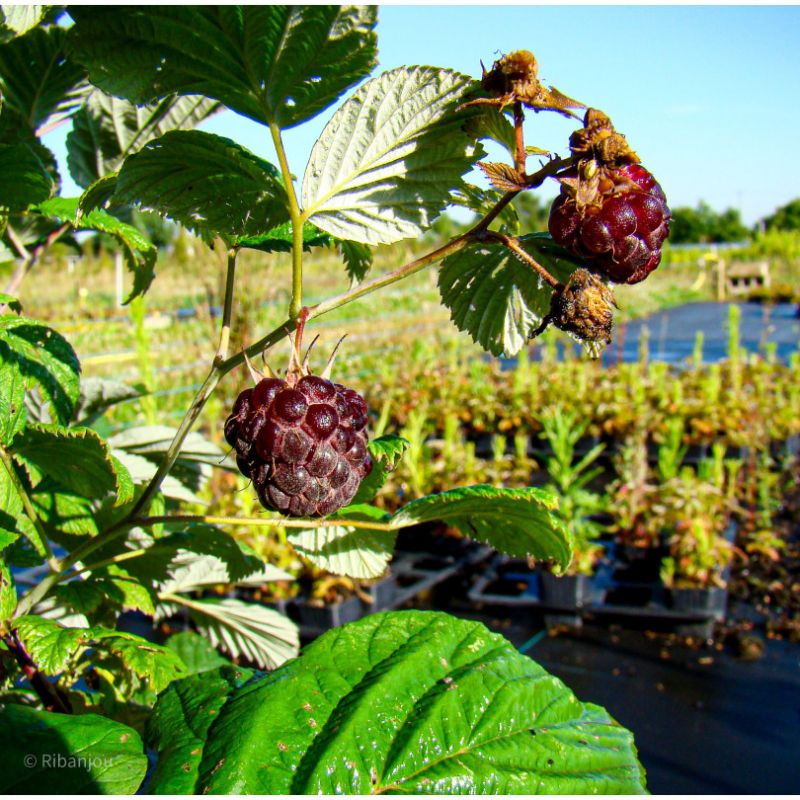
[[539, 573, 591, 608], [293, 595, 363, 633], [540, 573, 592, 628]]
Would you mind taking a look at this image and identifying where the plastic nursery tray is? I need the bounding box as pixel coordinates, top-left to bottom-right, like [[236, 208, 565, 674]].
[[469, 547, 731, 637]]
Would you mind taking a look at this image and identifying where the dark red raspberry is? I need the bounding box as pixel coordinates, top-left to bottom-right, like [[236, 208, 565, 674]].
[[224, 373, 372, 518], [549, 163, 670, 284]]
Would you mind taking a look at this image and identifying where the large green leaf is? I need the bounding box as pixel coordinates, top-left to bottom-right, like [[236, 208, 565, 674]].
[[0, 705, 146, 794], [438, 234, 582, 357], [67, 90, 220, 188], [0, 25, 89, 131], [67, 6, 377, 128], [391, 485, 573, 569], [289, 504, 395, 580], [145, 665, 253, 794], [0, 315, 80, 425], [302, 66, 484, 245], [33, 196, 158, 302], [32, 485, 99, 537], [112, 130, 289, 244], [185, 611, 646, 793], [0, 5, 46, 43], [12, 423, 128, 502]]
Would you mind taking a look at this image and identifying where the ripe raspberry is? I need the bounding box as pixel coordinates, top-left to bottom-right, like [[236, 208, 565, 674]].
[[549, 163, 670, 284], [224, 373, 372, 518]]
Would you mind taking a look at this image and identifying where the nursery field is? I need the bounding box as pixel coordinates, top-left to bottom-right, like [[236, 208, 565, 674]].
[[16, 247, 800, 638]]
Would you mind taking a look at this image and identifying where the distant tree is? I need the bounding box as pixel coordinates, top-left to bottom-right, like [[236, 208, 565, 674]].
[[762, 199, 800, 232], [669, 201, 750, 244]]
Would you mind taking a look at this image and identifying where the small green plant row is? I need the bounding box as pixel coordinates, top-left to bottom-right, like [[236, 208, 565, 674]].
[[357, 320, 799, 453], [0, 6, 649, 794]]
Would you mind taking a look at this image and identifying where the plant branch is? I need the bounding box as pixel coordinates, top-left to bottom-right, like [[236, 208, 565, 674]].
[[133, 514, 395, 533], [215, 247, 238, 365], [513, 102, 526, 174], [482, 230, 562, 289], [269, 121, 305, 320], [0, 445, 60, 572]]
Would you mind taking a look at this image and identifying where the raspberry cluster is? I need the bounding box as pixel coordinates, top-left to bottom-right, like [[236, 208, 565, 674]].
[[548, 109, 671, 285], [225, 374, 372, 518], [549, 163, 670, 284]]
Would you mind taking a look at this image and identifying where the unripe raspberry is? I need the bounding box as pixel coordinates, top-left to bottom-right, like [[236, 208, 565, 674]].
[[224, 370, 372, 518]]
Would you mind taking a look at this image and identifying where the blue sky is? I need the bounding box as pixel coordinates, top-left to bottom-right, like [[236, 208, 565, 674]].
[[45, 5, 800, 226]]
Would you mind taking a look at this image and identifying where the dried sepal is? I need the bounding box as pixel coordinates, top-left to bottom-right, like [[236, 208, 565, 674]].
[[478, 161, 527, 192], [550, 268, 617, 345]]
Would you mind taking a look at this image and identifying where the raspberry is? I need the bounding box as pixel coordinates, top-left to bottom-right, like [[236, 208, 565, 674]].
[[549, 163, 670, 284], [550, 268, 616, 345], [225, 372, 372, 518]]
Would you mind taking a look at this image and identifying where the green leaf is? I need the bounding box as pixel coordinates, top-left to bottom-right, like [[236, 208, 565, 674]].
[[0, 315, 80, 425], [171, 596, 299, 671], [13, 423, 127, 502], [67, 89, 220, 188], [13, 614, 88, 674], [75, 172, 118, 216], [145, 665, 253, 794], [236, 220, 331, 254], [32, 486, 99, 537], [14, 614, 187, 691], [0, 559, 16, 618], [112, 130, 289, 244], [464, 104, 517, 157], [0, 140, 56, 209], [288, 506, 395, 580], [165, 631, 229, 675], [337, 238, 373, 283], [194, 610, 646, 794], [438, 234, 582, 357], [351, 434, 409, 505], [33, 196, 158, 303], [0, 456, 42, 553], [73, 376, 141, 426], [453, 183, 520, 235], [302, 66, 484, 245], [0, 339, 26, 445], [391, 485, 573, 569], [0, 292, 21, 312], [0, 25, 89, 131], [0, 6, 45, 43], [67, 6, 377, 128], [0, 705, 147, 794], [90, 630, 186, 694]]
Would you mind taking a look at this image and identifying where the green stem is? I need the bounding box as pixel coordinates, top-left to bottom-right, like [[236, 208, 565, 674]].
[[0, 445, 59, 572], [269, 121, 304, 319], [215, 248, 239, 365], [134, 514, 395, 533]]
